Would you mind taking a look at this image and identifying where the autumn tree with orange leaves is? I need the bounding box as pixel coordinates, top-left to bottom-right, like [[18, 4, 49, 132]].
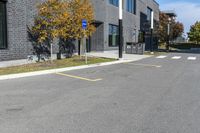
[[28, 0, 95, 59], [61, 0, 96, 40], [159, 12, 184, 44]]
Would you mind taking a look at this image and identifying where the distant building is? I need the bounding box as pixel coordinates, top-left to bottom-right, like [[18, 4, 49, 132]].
[[0, 0, 159, 61], [162, 10, 177, 18]]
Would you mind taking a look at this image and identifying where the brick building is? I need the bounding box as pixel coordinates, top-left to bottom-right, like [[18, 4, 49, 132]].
[[0, 0, 159, 61]]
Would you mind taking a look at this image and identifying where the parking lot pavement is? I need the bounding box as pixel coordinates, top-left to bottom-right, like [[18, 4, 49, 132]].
[[1, 53, 200, 133]]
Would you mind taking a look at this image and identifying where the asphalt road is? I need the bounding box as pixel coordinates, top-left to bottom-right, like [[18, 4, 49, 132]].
[[1, 53, 200, 133]]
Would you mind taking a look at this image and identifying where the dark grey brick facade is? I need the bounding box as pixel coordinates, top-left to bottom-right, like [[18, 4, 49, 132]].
[[0, 0, 58, 61], [90, 0, 159, 51], [0, 0, 28, 61], [0, 0, 159, 61]]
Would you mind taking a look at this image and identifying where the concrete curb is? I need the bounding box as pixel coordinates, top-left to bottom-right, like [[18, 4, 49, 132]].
[[0, 59, 134, 81]]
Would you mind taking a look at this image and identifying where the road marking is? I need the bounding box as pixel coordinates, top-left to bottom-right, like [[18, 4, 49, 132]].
[[125, 63, 162, 68], [56, 72, 102, 82], [156, 55, 167, 59], [171, 56, 181, 60], [187, 57, 197, 60]]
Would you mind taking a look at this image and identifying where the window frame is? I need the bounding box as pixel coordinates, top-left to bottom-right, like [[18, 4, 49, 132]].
[[0, 0, 8, 49], [109, 0, 119, 7], [147, 7, 152, 22], [126, 0, 136, 14], [108, 24, 119, 47]]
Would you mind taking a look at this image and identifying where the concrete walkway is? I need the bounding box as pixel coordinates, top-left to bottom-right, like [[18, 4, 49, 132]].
[[0, 59, 34, 68], [0, 51, 151, 80], [88, 50, 151, 61], [0, 51, 150, 68], [0, 54, 57, 68]]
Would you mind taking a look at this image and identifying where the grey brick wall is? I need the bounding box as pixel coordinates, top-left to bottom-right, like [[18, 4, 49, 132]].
[[0, 0, 28, 61], [0, 0, 59, 61]]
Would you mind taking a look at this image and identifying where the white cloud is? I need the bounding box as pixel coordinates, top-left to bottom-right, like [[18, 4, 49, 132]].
[[160, 2, 200, 34]]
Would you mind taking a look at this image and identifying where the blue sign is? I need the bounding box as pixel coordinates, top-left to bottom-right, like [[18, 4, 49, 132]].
[[82, 19, 87, 29]]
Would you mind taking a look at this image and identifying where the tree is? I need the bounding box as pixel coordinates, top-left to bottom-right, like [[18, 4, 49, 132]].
[[158, 12, 169, 43], [67, 0, 96, 39], [28, 0, 70, 61], [27, 26, 50, 62], [28, 0, 96, 60], [188, 21, 200, 44], [158, 12, 184, 44], [32, 0, 69, 43], [172, 21, 184, 40], [65, 0, 96, 56]]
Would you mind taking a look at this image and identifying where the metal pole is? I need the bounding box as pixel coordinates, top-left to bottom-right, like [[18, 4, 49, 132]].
[[167, 22, 170, 52], [78, 40, 81, 56], [51, 43, 53, 63], [119, 0, 123, 59], [84, 29, 88, 64], [150, 29, 153, 53], [150, 11, 154, 53], [85, 49, 88, 64]]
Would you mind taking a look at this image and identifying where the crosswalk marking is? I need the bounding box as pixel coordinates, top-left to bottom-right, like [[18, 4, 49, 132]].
[[155, 55, 198, 61], [171, 56, 181, 60], [156, 55, 167, 59], [187, 57, 197, 60]]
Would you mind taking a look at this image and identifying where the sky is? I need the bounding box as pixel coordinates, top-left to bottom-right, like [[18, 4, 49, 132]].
[[157, 0, 200, 35]]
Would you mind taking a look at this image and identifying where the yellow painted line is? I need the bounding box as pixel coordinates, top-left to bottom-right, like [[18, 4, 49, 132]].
[[124, 63, 162, 68], [56, 72, 102, 82]]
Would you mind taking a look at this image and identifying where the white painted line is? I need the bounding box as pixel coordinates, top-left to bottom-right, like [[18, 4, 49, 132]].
[[187, 57, 197, 60], [156, 55, 167, 59], [171, 56, 181, 60]]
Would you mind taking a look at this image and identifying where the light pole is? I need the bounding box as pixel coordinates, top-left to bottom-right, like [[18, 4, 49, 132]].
[[167, 17, 171, 52], [150, 11, 154, 54], [119, 0, 123, 59]]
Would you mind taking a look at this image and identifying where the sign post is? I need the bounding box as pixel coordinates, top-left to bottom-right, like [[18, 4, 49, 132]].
[[82, 19, 88, 64]]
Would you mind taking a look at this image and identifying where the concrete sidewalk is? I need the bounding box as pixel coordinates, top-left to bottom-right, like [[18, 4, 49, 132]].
[[88, 50, 151, 61], [0, 51, 150, 68], [0, 59, 34, 68], [0, 51, 151, 80], [0, 54, 58, 68]]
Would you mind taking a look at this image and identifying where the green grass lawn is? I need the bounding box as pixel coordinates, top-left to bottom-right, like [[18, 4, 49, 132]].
[[0, 56, 115, 76]]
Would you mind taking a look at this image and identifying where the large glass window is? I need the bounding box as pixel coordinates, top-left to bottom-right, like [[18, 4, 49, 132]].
[[127, 0, 136, 14], [0, 1, 7, 49], [109, 0, 119, 7], [109, 24, 119, 47], [147, 7, 152, 22]]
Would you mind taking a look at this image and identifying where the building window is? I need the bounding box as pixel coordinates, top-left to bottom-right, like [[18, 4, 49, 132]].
[[126, 0, 136, 14], [138, 31, 145, 43], [109, 24, 119, 47], [0, 1, 7, 49], [147, 7, 152, 22], [109, 0, 119, 7]]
